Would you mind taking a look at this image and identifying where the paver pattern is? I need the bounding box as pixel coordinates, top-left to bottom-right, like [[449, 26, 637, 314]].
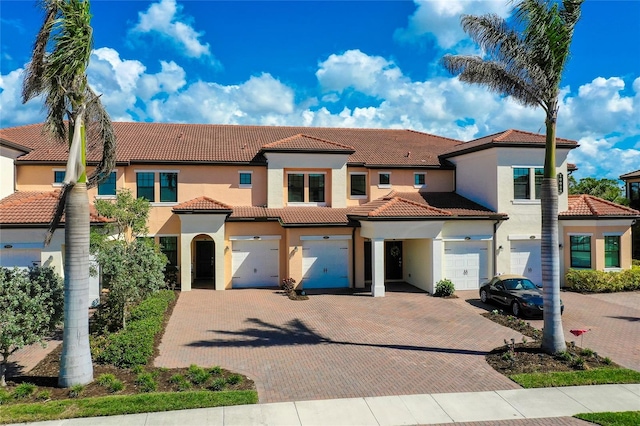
[[455, 290, 640, 371], [155, 285, 523, 403]]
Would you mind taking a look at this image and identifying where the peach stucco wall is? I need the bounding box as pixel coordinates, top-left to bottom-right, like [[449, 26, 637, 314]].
[[563, 225, 632, 271]]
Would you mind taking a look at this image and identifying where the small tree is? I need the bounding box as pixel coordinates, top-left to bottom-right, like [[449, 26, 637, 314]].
[[91, 190, 167, 331], [569, 177, 627, 205], [0, 267, 63, 386]]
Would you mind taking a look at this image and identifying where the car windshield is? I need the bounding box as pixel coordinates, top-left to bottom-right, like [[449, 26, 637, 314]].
[[502, 279, 538, 291]]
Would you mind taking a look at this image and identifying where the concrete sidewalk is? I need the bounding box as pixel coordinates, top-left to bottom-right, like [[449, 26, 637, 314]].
[[11, 384, 640, 426]]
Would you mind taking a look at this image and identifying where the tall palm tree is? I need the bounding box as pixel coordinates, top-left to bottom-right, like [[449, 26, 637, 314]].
[[442, 0, 583, 354], [22, 0, 116, 386]]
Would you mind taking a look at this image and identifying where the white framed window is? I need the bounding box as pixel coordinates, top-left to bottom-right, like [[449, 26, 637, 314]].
[[569, 234, 592, 269], [378, 172, 391, 189], [349, 173, 367, 199], [512, 166, 543, 203], [134, 169, 180, 205], [96, 171, 118, 198], [52, 168, 66, 187], [286, 171, 327, 206], [239, 171, 253, 188], [603, 232, 622, 270], [414, 172, 426, 189]]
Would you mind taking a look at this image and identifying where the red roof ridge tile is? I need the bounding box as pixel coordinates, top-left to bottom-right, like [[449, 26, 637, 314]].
[[368, 196, 451, 217], [565, 194, 640, 216], [494, 129, 515, 142], [0, 191, 60, 207], [261, 133, 355, 151], [174, 196, 233, 211]]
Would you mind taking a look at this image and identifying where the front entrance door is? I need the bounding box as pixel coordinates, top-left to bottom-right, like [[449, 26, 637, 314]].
[[195, 240, 214, 279], [364, 240, 403, 281]]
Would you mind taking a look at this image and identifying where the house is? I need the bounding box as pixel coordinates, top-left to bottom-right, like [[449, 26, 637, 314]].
[[1, 123, 638, 297], [620, 169, 640, 260]]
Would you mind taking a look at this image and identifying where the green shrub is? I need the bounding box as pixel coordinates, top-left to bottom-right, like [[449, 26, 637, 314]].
[[13, 383, 37, 399], [0, 388, 13, 404], [208, 378, 226, 391], [96, 290, 175, 368], [187, 365, 210, 385], [35, 390, 51, 401], [434, 279, 455, 297], [565, 268, 640, 293], [109, 379, 125, 393], [97, 373, 117, 387], [68, 384, 84, 398], [135, 372, 157, 393], [170, 374, 192, 391], [226, 374, 242, 385], [208, 366, 223, 376], [580, 348, 595, 358]]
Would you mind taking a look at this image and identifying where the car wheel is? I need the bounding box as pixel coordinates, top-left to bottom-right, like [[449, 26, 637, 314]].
[[511, 302, 520, 317], [480, 289, 488, 303]]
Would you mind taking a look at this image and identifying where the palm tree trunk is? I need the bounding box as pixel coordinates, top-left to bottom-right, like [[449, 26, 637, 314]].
[[541, 117, 567, 354], [58, 183, 93, 387]]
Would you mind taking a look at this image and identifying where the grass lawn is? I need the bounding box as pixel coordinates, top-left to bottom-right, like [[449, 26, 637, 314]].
[[575, 411, 640, 426], [510, 368, 640, 388], [0, 390, 257, 424]]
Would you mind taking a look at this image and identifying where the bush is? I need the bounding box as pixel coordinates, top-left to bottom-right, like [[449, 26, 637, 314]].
[[36, 390, 51, 401], [68, 384, 84, 398], [96, 290, 175, 368], [97, 373, 117, 386], [208, 366, 222, 376], [208, 378, 226, 391], [135, 372, 157, 393], [187, 365, 210, 385], [226, 374, 242, 385], [565, 268, 640, 293], [12, 383, 36, 399], [434, 279, 455, 297]]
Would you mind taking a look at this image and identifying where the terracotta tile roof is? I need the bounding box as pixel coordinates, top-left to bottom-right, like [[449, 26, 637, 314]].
[[567, 163, 578, 172], [261, 134, 355, 153], [349, 195, 452, 218], [440, 129, 578, 158], [172, 197, 232, 212], [0, 191, 108, 225], [1, 122, 462, 167], [393, 191, 507, 217], [230, 206, 350, 225], [560, 195, 640, 218], [620, 169, 640, 180]]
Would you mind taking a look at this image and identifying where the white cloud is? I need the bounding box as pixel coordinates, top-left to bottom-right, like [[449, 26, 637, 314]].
[[0, 68, 45, 127], [395, 0, 511, 49], [237, 73, 295, 115], [131, 0, 212, 59]]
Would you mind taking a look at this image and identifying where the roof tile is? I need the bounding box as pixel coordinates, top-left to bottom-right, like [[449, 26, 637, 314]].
[[261, 134, 355, 153], [0, 191, 108, 225], [560, 194, 640, 217]]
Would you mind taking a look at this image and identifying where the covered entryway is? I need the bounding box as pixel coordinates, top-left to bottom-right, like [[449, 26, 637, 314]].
[[444, 241, 489, 290], [364, 240, 403, 281], [510, 239, 542, 286], [195, 240, 215, 279], [231, 237, 279, 288], [301, 236, 349, 289]]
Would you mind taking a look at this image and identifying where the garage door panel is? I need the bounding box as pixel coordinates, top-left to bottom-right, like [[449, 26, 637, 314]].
[[444, 242, 488, 291], [232, 240, 279, 288], [302, 240, 349, 289], [510, 240, 542, 286]]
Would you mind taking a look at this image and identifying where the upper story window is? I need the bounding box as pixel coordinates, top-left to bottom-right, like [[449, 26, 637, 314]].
[[137, 172, 155, 202], [97, 172, 117, 196], [513, 167, 543, 201], [414, 173, 426, 188], [239, 171, 252, 188], [287, 172, 326, 204], [570, 235, 591, 268], [53, 170, 65, 185], [378, 172, 391, 189], [350, 173, 367, 198], [604, 235, 620, 268], [160, 172, 178, 202], [629, 182, 640, 209]]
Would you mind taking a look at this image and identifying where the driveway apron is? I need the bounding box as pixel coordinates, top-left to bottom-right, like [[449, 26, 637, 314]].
[[155, 287, 521, 403]]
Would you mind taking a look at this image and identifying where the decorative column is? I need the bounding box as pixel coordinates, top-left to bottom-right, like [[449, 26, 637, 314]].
[[371, 238, 385, 297], [431, 238, 443, 294]]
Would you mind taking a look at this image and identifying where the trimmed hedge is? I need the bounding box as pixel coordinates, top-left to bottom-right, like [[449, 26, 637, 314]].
[[95, 290, 175, 368], [565, 267, 640, 293]]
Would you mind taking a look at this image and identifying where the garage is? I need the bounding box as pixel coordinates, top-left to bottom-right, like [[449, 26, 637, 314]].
[[302, 237, 349, 289], [0, 245, 41, 269], [231, 238, 280, 288], [510, 239, 542, 286], [444, 241, 489, 290]]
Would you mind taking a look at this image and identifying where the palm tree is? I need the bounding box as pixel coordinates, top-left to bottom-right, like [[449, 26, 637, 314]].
[[22, 0, 116, 386], [442, 0, 583, 354]]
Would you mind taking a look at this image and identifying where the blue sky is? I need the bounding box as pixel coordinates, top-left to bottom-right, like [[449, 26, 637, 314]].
[[1, 0, 639, 181]]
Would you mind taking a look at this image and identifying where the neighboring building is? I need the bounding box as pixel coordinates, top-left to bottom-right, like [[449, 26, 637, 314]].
[[620, 169, 640, 260], [1, 123, 638, 297]]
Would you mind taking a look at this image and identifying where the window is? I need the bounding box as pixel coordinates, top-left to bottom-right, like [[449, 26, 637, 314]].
[[414, 173, 426, 187], [350, 174, 366, 197], [160, 172, 178, 202], [288, 173, 304, 202], [513, 168, 530, 199], [557, 173, 564, 195], [378, 172, 391, 188], [604, 235, 620, 268], [136, 172, 155, 201], [570, 235, 591, 268], [54, 170, 65, 184], [308, 174, 325, 202], [629, 182, 640, 209], [534, 168, 543, 199], [239, 172, 252, 187], [98, 172, 117, 196], [159, 236, 178, 268]]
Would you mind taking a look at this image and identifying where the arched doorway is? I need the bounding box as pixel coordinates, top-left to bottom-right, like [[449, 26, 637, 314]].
[[193, 234, 215, 288]]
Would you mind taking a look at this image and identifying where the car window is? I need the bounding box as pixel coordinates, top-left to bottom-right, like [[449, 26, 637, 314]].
[[503, 279, 537, 290]]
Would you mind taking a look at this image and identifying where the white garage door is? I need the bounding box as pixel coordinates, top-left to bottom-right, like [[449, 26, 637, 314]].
[[510, 240, 542, 287], [0, 248, 41, 269], [444, 241, 489, 290], [302, 240, 349, 289], [231, 239, 279, 288]]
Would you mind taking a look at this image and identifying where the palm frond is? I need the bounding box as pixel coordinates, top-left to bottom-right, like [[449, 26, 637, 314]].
[[85, 88, 116, 189], [45, 182, 72, 246]]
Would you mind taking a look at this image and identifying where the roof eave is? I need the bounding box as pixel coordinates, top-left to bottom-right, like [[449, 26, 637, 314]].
[[440, 142, 578, 159]]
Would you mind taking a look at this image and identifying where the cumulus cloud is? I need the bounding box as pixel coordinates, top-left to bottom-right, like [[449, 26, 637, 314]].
[[395, 0, 511, 49], [0, 68, 45, 127], [131, 0, 212, 60]]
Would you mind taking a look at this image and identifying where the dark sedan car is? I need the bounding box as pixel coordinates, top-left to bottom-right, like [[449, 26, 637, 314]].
[[479, 274, 564, 318]]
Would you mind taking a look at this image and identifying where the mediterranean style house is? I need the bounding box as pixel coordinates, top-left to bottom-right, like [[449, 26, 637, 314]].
[[1, 123, 638, 298]]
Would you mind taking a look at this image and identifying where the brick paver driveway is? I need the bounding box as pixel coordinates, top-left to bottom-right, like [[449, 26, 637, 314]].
[[455, 290, 640, 372], [155, 285, 523, 403]]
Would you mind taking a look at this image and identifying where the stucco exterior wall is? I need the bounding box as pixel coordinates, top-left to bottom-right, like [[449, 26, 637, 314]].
[[403, 238, 432, 292], [0, 146, 24, 199], [561, 221, 633, 273], [368, 169, 454, 200]]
